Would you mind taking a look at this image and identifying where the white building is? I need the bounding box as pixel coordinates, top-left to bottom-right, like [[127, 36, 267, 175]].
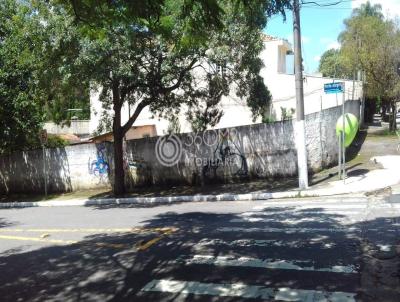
[[89, 35, 362, 138]]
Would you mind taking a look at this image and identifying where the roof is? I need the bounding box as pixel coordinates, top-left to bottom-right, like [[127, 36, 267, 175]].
[[261, 33, 279, 42], [89, 124, 156, 141]]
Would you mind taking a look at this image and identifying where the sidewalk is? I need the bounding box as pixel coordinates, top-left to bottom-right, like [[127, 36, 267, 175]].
[[1, 124, 400, 208]]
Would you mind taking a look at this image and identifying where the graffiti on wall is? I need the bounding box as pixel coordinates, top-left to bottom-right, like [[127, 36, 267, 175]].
[[88, 144, 109, 184], [123, 143, 151, 186], [201, 129, 248, 180]]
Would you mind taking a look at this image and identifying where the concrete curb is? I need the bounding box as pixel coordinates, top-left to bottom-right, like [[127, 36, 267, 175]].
[[0, 189, 366, 209], [2, 156, 399, 209]]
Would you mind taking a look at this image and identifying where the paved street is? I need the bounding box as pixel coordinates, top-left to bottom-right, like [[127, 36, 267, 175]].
[[0, 194, 399, 301]]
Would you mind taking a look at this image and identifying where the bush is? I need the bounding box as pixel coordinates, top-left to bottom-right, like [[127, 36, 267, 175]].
[[45, 136, 69, 148]]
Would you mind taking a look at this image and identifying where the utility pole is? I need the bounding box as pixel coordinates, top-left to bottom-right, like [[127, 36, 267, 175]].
[[293, 0, 308, 189]]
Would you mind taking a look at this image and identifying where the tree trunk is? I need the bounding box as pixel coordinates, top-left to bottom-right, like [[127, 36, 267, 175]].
[[113, 126, 125, 196], [390, 102, 397, 131], [112, 87, 125, 196]]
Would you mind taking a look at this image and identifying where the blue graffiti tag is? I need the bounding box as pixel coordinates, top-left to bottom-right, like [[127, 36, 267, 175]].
[[89, 144, 109, 183]]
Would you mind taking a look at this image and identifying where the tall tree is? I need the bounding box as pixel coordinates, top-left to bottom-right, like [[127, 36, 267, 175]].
[[0, 0, 93, 155], [351, 1, 383, 19], [339, 6, 400, 130], [247, 75, 273, 122], [0, 0, 45, 154], [47, 0, 291, 195]]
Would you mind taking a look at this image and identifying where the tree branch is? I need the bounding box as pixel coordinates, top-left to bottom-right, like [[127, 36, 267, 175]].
[[122, 100, 148, 134], [159, 58, 198, 93]]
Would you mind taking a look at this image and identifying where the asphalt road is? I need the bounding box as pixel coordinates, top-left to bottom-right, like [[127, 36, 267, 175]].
[[0, 194, 399, 301]]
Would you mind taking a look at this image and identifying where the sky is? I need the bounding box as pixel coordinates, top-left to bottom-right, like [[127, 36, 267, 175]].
[[264, 0, 400, 74]]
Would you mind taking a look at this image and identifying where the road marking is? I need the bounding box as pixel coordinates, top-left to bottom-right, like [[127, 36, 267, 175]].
[[184, 255, 357, 274], [240, 210, 362, 217], [254, 200, 367, 208], [217, 226, 359, 234], [0, 235, 131, 249], [0, 234, 78, 245], [0, 228, 177, 251], [252, 204, 367, 211], [230, 217, 350, 224], [137, 237, 163, 251], [194, 238, 337, 249], [136, 228, 177, 251], [141, 279, 356, 301], [0, 227, 177, 234]]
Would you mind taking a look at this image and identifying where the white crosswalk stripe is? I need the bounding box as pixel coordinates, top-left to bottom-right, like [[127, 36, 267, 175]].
[[139, 198, 365, 301], [217, 226, 359, 233], [141, 279, 356, 301], [194, 238, 339, 249], [252, 203, 367, 211], [183, 254, 357, 274]]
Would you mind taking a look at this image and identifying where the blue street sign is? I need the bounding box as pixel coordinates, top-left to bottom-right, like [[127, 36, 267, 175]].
[[324, 82, 344, 94]]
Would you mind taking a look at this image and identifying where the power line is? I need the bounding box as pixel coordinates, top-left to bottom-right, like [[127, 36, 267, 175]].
[[301, 0, 354, 6]]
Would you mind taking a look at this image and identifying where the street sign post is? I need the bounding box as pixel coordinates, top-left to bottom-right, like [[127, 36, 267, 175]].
[[397, 62, 400, 77], [324, 82, 345, 94], [39, 130, 48, 197], [324, 82, 346, 183]]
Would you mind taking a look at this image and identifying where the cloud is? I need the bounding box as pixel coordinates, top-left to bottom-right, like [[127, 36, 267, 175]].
[[319, 38, 341, 51], [313, 55, 321, 62], [352, 0, 400, 18], [327, 41, 340, 50]]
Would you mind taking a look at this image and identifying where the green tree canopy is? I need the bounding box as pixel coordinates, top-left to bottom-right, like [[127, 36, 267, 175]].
[[339, 2, 400, 129], [351, 1, 383, 19], [0, 0, 92, 154], [318, 49, 351, 79], [0, 0, 45, 154], [32, 0, 291, 195]]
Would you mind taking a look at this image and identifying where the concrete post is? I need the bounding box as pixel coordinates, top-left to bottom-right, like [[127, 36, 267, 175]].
[[293, 0, 308, 189]]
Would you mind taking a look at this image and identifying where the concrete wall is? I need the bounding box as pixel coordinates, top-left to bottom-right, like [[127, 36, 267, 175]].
[[0, 100, 360, 194], [44, 120, 90, 137], [124, 100, 361, 188], [0, 143, 111, 195]]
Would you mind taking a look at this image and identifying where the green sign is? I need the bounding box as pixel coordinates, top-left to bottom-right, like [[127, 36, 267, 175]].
[[336, 113, 359, 147]]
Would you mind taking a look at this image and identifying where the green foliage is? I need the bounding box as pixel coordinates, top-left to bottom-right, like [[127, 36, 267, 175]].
[[338, 1, 400, 130], [0, 0, 91, 154], [187, 75, 226, 132], [0, 0, 45, 154], [167, 115, 181, 134], [351, 1, 383, 19], [247, 75, 272, 122], [45, 135, 69, 148], [40, 0, 291, 194], [280, 107, 294, 121], [262, 116, 275, 123], [318, 49, 351, 79], [339, 3, 400, 100]]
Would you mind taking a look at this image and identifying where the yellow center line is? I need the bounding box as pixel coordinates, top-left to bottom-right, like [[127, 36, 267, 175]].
[[136, 237, 163, 251], [0, 234, 129, 249], [136, 228, 178, 251], [0, 227, 178, 250], [0, 227, 178, 234], [0, 234, 78, 245]]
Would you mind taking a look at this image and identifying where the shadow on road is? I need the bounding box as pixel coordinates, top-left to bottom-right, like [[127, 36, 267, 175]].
[[0, 206, 398, 301]]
